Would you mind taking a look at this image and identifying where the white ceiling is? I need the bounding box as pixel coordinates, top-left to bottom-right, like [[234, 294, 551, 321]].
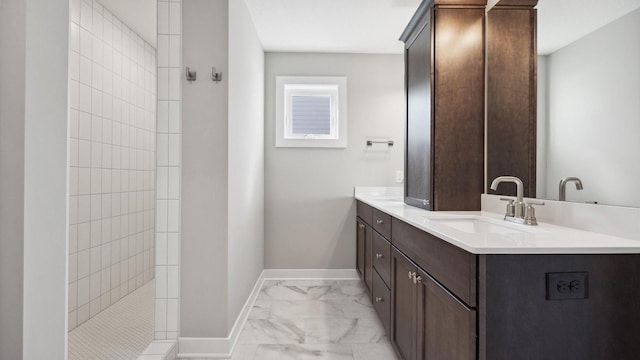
[[94, 0, 640, 58], [99, 0, 157, 47], [245, 0, 640, 56], [537, 0, 640, 55], [244, 0, 422, 54]]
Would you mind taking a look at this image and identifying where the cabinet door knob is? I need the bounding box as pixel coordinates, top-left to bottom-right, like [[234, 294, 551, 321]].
[[408, 271, 416, 280], [376, 253, 383, 260], [375, 297, 383, 303], [358, 224, 365, 229], [376, 219, 383, 225], [413, 275, 422, 285]]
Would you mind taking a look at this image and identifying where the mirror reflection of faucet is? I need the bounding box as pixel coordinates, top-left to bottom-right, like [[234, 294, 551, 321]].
[[559, 177, 583, 201]]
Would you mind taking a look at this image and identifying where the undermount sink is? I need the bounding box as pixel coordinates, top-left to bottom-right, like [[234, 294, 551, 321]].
[[429, 217, 542, 235]]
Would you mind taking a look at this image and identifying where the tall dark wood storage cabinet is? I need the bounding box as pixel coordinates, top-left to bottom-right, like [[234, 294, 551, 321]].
[[486, 0, 538, 198], [401, 0, 486, 211]]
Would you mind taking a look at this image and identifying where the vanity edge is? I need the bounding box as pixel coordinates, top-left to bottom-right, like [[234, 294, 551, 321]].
[[354, 187, 640, 254]]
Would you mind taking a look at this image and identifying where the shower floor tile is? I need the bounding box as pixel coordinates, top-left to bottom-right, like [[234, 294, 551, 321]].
[[68, 280, 154, 360], [231, 280, 398, 360]]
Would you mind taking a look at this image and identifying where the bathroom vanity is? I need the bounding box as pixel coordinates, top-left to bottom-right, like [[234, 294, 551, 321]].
[[355, 189, 640, 360]]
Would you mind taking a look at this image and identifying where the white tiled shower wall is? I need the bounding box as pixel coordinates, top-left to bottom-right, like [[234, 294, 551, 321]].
[[68, 0, 157, 330], [155, 0, 182, 341]]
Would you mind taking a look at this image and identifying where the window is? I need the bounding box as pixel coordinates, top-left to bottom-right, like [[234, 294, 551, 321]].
[[276, 76, 347, 148]]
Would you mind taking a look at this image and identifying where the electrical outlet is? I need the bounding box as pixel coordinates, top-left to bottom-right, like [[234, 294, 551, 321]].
[[396, 170, 404, 184], [546, 272, 588, 300]]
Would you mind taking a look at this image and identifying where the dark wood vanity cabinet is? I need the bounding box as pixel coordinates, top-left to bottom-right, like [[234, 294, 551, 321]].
[[358, 200, 478, 360], [372, 268, 392, 335], [417, 267, 476, 360], [391, 249, 419, 360], [401, 0, 486, 211], [479, 254, 640, 360], [391, 235, 477, 360], [356, 218, 374, 293], [357, 201, 393, 335], [357, 200, 640, 360]]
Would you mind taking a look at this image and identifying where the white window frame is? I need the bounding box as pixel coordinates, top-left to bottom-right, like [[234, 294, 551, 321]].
[[276, 76, 347, 148]]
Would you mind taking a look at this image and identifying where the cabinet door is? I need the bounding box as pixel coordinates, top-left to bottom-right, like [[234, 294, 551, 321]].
[[404, 10, 433, 211], [391, 248, 418, 360], [364, 225, 374, 294], [356, 220, 366, 279], [417, 268, 476, 360]]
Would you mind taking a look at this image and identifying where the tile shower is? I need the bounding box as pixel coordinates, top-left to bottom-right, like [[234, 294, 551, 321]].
[[68, 0, 157, 330]]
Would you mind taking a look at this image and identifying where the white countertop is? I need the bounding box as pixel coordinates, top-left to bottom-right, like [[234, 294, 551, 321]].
[[355, 187, 640, 254]]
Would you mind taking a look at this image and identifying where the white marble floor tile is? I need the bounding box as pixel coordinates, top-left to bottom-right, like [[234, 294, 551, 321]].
[[237, 318, 306, 344], [307, 283, 366, 301], [269, 300, 344, 319], [258, 284, 309, 301], [233, 280, 396, 359], [305, 318, 387, 344], [341, 294, 377, 319], [230, 344, 258, 360], [247, 300, 272, 320], [278, 280, 339, 287], [352, 340, 398, 360], [253, 344, 354, 360]]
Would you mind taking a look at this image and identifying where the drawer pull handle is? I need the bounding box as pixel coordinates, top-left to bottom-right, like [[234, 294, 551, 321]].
[[408, 271, 416, 280], [376, 219, 383, 225], [413, 275, 422, 285], [375, 297, 383, 303], [376, 253, 383, 260]]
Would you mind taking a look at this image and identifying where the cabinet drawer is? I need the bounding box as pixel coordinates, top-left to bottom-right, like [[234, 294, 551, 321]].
[[372, 271, 391, 335], [372, 208, 392, 239], [357, 201, 373, 226], [392, 218, 477, 307], [372, 232, 391, 287]]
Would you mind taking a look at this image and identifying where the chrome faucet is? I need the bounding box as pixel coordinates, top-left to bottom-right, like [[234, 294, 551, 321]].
[[491, 176, 525, 218], [490, 176, 544, 225], [559, 177, 583, 201]]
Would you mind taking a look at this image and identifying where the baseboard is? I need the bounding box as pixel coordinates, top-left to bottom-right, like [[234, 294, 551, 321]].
[[177, 269, 358, 358], [263, 268, 358, 280], [177, 271, 266, 359]]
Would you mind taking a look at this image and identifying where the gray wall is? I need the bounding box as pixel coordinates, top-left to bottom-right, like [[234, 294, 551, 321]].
[[23, 0, 70, 357], [227, 0, 265, 329], [23, 0, 70, 356], [540, 8, 640, 206], [264, 53, 405, 269], [0, 0, 26, 357], [181, 0, 264, 337], [181, 0, 230, 337], [1, 1, 69, 357]]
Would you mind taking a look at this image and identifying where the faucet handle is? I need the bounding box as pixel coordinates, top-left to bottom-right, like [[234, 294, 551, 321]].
[[524, 201, 545, 225], [499, 198, 516, 218], [526, 201, 545, 206]]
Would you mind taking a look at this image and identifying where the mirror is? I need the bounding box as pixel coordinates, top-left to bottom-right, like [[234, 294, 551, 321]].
[[488, 0, 640, 208]]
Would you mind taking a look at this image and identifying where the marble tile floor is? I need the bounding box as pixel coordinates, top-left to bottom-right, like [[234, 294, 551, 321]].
[[231, 280, 399, 360]]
